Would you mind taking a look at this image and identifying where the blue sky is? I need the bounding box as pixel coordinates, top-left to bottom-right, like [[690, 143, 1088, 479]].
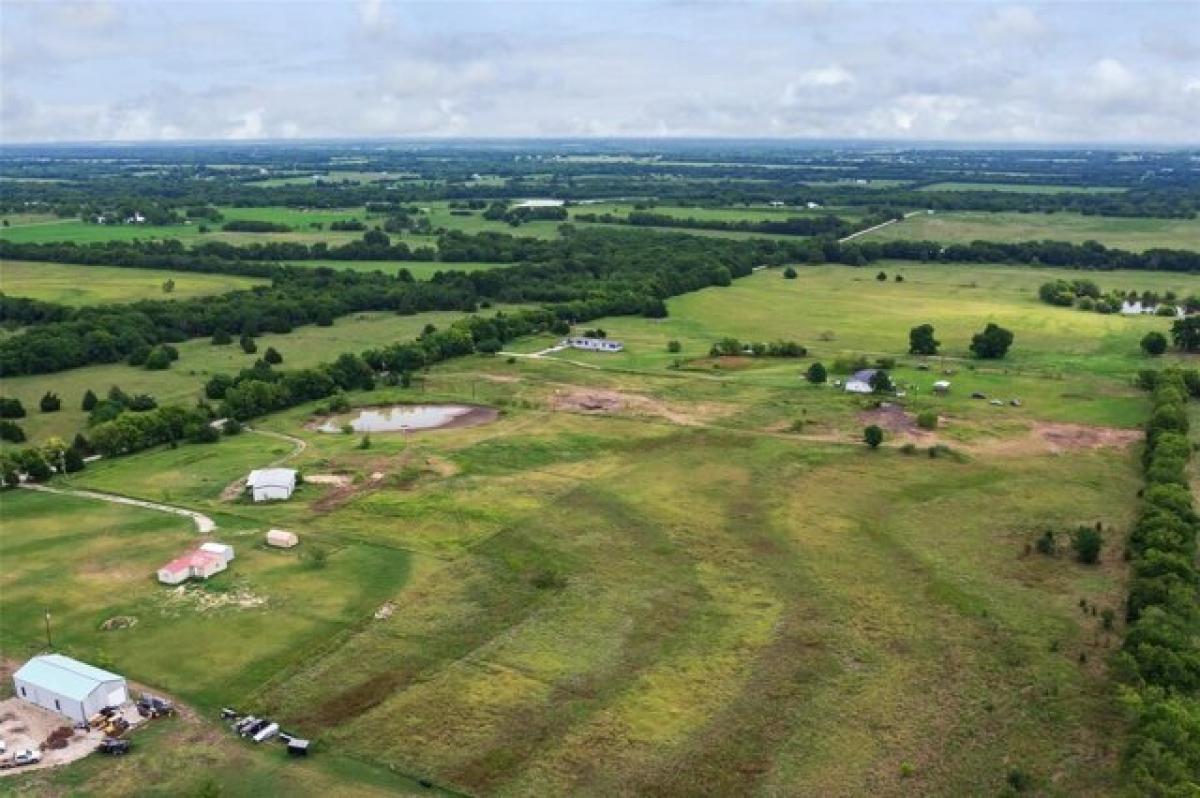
[[1, 0, 1197, 143]]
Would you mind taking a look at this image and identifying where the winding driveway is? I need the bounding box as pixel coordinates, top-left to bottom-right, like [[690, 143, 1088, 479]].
[[19, 483, 217, 534]]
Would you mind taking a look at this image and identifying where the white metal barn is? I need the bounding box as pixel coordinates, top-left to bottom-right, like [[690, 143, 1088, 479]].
[[246, 468, 297, 502], [13, 654, 128, 723]]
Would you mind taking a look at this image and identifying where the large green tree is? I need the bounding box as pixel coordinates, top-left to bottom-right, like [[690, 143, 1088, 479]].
[[908, 324, 940, 355]]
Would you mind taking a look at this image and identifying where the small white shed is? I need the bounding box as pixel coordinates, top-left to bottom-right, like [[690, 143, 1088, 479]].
[[13, 654, 128, 723], [266, 529, 299, 548], [246, 468, 297, 502]]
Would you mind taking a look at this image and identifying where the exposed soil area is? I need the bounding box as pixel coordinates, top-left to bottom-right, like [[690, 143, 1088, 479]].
[[548, 385, 732, 426], [975, 422, 1141, 457]]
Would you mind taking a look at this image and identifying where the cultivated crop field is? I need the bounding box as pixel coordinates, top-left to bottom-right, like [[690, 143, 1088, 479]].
[[0, 260, 266, 305], [859, 210, 1200, 251], [4, 259, 1183, 796]]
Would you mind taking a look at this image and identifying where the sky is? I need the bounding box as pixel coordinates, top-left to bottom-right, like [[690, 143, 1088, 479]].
[[1, 0, 1197, 144]]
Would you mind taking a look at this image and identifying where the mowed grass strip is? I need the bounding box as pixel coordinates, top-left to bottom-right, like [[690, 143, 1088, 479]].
[[0, 259, 266, 305], [858, 210, 1200, 251]]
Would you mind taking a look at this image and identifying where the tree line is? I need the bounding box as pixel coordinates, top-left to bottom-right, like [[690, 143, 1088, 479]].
[[1117, 369, 1200, 794]]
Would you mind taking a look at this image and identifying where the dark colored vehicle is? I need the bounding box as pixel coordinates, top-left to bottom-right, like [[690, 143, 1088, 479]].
[[97, 739, 131, 755]]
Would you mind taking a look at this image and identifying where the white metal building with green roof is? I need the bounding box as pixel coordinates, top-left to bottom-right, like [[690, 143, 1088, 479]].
[[13, 654, 128, 723]]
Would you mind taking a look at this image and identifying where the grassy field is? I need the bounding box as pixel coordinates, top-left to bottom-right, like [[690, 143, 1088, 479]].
[[2, 258, 1183, 794], [919, 182, 1126, 194], [0, 307, 512, 444], [0, 206, 381, 247], [859, 210, 1200, 251], [0, 260, 266, 305]]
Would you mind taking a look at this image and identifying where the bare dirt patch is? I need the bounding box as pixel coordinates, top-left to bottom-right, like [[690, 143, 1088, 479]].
[[304, 474, 353, 487], [0, 698, 142, 775], [548, 386, 731, 426], [858, 403, 929, 436], [974, 422, 1140, 457], [219, 478, 246, 502]]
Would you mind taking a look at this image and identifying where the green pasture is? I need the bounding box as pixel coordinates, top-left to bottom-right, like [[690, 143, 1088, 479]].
[[860, 210, 1200, 251], [1, 251, 1192, 795], [0, 260, 266, 305]]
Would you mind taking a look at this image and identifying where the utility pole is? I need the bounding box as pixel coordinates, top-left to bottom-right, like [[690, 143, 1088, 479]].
[[44, 608, 53, 650]]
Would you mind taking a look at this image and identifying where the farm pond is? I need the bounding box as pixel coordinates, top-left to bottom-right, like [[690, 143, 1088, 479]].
[[313, 404, 498, 433]]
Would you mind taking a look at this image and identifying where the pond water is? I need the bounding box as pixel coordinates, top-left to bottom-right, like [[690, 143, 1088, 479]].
[[317, 404, 479, 433]]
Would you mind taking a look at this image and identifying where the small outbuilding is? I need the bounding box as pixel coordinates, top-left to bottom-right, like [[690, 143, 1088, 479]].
[[932, 380, 951, 395], [844, 369, 878, 394], [200, 541, 236, 562], [246, 468, 297, 502], [157, 542, 234, 585], [266, 529, 299, 548], [13, 654, 128, 724]]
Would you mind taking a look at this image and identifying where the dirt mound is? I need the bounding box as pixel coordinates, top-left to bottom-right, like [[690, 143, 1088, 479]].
[[219, 478, 247, 502], [548, 386, 729, 426]]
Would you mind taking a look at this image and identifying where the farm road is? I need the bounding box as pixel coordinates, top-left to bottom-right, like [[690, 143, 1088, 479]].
[[19, 483, 217, 534], [839, 209, 924, 242]]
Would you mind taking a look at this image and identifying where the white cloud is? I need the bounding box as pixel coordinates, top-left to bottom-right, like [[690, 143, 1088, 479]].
[[982, 6, 1048, 42]]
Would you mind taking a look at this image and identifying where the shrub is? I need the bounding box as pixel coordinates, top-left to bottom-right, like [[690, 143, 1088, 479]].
[[805, 362, 827, 384], [916, 411, 938, 430], [783, 266, 798, 279], [667, 340, 682, 353], [1071, 526, 1102, 564], [876, 271, 887, 281], [863, 425, 884, 449], [0, 420, 25, 443], [263, 347, 283, 365], [0, 397, 27, 418], [39, 392, 61, 413], [1035, 530, 1056, 555], [970, 323, 1014, 359], [1140, 332, 1168, 356], [143, 346, 173, 370], [240, 334, 257, 354], [81, 389, 98, 411]]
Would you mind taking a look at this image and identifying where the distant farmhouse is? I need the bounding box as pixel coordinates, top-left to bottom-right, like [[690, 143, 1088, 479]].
[[844, 369, 879, 394], [1120, 300, 1184, 317], [13, 654, 128, 723], [565, 337, 624, 353], [246, 468, 297, 502]]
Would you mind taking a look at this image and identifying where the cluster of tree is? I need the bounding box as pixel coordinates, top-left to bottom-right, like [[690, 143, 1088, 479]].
[[0, 397, 26, 418], [329, 219, 366, 231], [1116, 370, 1200, 795], [482, 201, 568, 226], [0, 234, 437, 276], [708, 337, 807, 357], [0, 268, 479, 376], [221, 219, 292, 233], [573, 209, 871, 238], [87, 385, 159, 426], [1039, 279, 1199, 315], [0, 436, 87, 487], [88, 402, 221, 457]]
